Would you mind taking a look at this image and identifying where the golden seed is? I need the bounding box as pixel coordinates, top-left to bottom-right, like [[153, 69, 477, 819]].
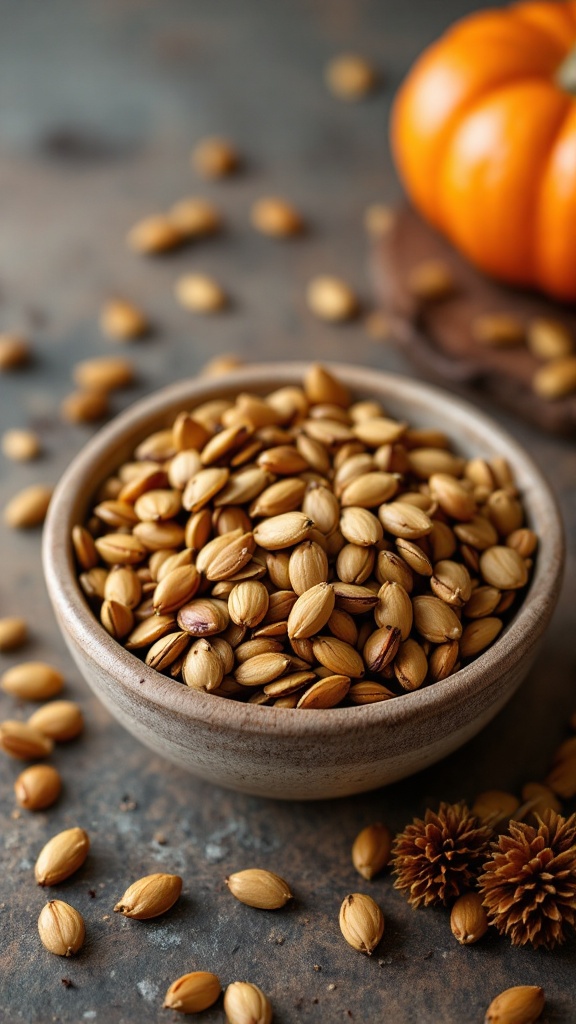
[[177, 597, 229, 637], [352, 823, 392, 880], [484, 985, 545, 1024], [287, 583, 335, 639], [14, 764, 62, 810], [0, 720, 53, 760], [182, 638, 224, 691], [95, 533, 147, 565], [533, 356, 576, 399], [101, 599, 134, 640], [364, 203, 395, 237], [349, 680, 395, 704], [225, 868, 292, 909], [394, 638, 428, 691], [1, 662, 64, 701], [472, 313, 524, 348], [428, 640, 459, 682], [378, 501, 432, 539], [339, 892, 384, 955], [480, 547, 528, 590], [114, 873, 182, 920], [235, 652, 291, 687], [153, 565, 200, 614], [104, 566, 142, 608], [169, 196, 222, 237], [325, 54, 378, 100], [407, 259, 455, 302], [313, 635, 365, 677], [100, 298, 148, 341], [175, 273, 228, 313], [125, 614, 176, 649], [228, 580, 270, 628], [127, 213, 181, 254], [4, 484, 52, 528], [192, 136, 239, 178], [35, 826, 90, 886], [520, 782, 561, 818], [224, 981, 273, 1024], [0, 332, 30, 369], [146, 631, 189, 672], [352, 416, 406, 447], [297, 674, 350, 709], [460, 617, 503, 658], [306, 275, 359, 322], [73, 356, 134, 392], [528, 318, 573, 361], [38, 900, 85, 957], [2, 428, 40, 461], [430, 560, 472, 607], [251, 196, 303, 237], [183, 466, 230, 512], [28, 701, 84, 742], [472, 789, 519, 826], [164, 972, 222, 1014], [450, 892, 488, 945], [0, 616, 28, 652], [412, 595, 462, 643]]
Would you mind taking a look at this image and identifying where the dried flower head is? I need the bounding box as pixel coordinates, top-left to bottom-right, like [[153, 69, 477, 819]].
[[392, 802, 493, 908], [478, 809, 576, 949]]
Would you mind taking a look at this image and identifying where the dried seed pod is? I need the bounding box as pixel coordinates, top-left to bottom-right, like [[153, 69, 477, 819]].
[[35, 827, 90, 886], [15, 764, 62, 810], [4, 484, 52, 528], [395, 539, 433, 576], [1, 662, 64, 701], [352, 823, 392, 880], [224, 980, 273, 1024], [376, 550, 414, 592], [450, 892, 488, 945], [38, 900, 85, 957], [164, 971, 222, 1014], [484, 986, 545, 1024], [114, 872, 182, 920], [226, 868, 292, 909], [28, 701, 84, 742], [339, 892, 384, 955]]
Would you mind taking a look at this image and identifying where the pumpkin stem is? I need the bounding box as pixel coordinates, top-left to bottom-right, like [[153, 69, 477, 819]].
[[557, 49, 576, 94]]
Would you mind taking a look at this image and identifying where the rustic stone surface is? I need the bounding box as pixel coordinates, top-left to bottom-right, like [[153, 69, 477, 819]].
[[0, 1, 575, 1022]]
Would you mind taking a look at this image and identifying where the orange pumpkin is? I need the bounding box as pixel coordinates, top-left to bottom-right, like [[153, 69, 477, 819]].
[[391, 1, 576, 301]]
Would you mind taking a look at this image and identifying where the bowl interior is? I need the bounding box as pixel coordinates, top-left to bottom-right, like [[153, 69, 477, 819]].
[[43, 362, 564, 736]]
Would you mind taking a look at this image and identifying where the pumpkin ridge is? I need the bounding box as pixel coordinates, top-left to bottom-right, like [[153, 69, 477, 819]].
[[528, 99, 575, 283]]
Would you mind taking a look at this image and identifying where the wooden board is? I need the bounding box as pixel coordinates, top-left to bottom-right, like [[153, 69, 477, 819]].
[[371, 204, 576, 436]]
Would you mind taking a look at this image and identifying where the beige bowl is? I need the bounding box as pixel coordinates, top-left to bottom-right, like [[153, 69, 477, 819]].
[[43, 363, 563, 800]]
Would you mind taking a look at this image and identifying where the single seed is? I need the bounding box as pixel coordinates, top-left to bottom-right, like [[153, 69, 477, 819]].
[[0, 617, 28, 651], [484, 985, 545, 1024], [2, 428, 40, 461], [352, 823, 392, 880], [251, 196, 303, 237], [192, 136, 239, 178], [325, 54, 378, 100], [4, 484, 52, 528], [100, 299, 148, 341], [169, 197, 222, 237], [450, 892, 488, 945], [0, 720, 53, 760], [226, 868, 292, 909], [38, 900, 85, 957], [472, 313, 524, 348], [407, 260, 455, 302], [339, 892, 384, 955], [73, 356, 134, 392], [224, 981, 273, 1024], [164, 972, 222, 1014], [114, 873, 182, 920], [127, 214, 182, 254], [1, 662, 64, 701], [527, 318, 573, 361], [306, 276, 359, 322], [35, 827, 90, 886], [0, 332, 30, 369], [174, 273, 228, 313], [15, 764, 62, 810], [533, 356, 576, 399], [28, 701, 84, 742]]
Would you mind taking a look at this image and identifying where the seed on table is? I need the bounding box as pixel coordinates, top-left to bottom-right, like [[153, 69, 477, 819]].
[[169, 196, 222, 237], [1, 662, 64, 701], [325, 54, 378, 100], [407, 260, 455, 302], [35, 826, 90, 886], [0, 617, 28, 652], [224, 982, 273, 1024], [164, 972, 222, 1015], [471, 313, 525, 348], [528, 318, 573, 361], [352, 823, 392, 880], [251, 196, 304, 237], [520, 782, 561, 818], [472, 790, 519, 826], [192, 136, 239, 178], [0, 332, 30, 369], [306, 275, 359, 322], [2, 428, 40, 461], [38, 900, 85, 957], [60, 389, 110, 424], [73, 355, 134, 392], [127, 213, 182, 254], [484, 985, 545, 1024], [339, 892, 384, 955], [15, 763, 62, 810], [533, 356, 576, 399], [200, 353, 245, 378], [450, 892, 488, 945], [100, 299, 148, 341], [4, 484, 52, 528], [174, 273, 228, 313], [114, 873, 182, 920], [364, 203, 395, 237], [226, 868, 292, 909], [0, 721, 53, 760], [28, 701, 84, 742]]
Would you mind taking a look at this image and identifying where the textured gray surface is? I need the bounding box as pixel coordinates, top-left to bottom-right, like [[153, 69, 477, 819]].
[[0, 1, 575, 1021]]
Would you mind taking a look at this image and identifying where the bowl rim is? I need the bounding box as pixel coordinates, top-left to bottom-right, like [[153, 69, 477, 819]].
[[42, 361, 564, 738]]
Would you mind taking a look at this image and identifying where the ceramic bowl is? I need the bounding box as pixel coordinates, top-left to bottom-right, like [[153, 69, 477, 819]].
[[43, 363, 563, 799]]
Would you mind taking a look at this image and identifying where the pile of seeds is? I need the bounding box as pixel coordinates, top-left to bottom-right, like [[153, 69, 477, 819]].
[[73, 364, 536, 709]]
